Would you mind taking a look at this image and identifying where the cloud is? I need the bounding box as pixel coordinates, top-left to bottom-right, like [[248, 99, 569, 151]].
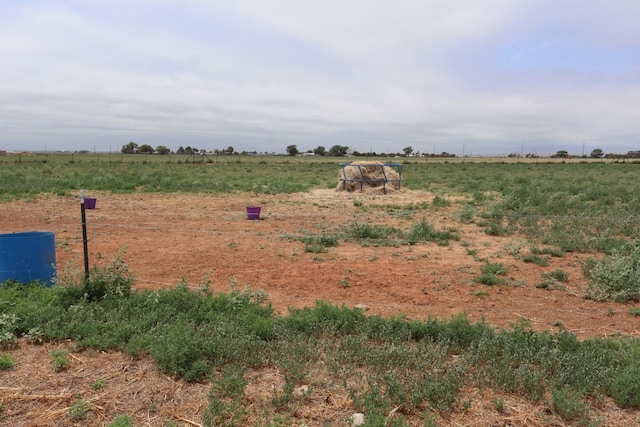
[[0, 1, 638, 155]]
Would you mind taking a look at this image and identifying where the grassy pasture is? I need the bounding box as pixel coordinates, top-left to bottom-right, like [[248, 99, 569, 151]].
[[2, 154, 640, 425], [2, 153, 640, 253]]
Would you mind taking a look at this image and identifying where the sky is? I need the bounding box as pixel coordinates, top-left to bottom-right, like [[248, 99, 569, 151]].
[[1, 1, 639, 156]]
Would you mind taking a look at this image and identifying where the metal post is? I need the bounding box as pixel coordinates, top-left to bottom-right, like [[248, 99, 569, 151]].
[[80, 190, 90, 281]]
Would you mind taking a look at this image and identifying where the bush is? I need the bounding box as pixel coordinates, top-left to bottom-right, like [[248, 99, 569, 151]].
[[83, 250, 135, 301], [585, 240, 640, 302]]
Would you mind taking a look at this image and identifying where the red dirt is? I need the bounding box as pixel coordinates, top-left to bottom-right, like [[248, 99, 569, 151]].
[[3, 190, 638, 338], [2, 190, 640, 426]]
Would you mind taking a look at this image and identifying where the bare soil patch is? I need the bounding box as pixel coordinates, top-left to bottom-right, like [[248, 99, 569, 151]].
[[2, 190, 640, 426]]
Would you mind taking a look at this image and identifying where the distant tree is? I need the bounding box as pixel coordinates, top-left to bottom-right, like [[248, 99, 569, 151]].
[[552, 150, 569, 158], [590, 148, 604, 158], [226, 146, 235, 155], [403, 146, 413, 156], [138, 144, 154, 154], [176, 146, 185, 154], [286, 145, 299, 156], [121, 141, 138, 154], [313, 146, 326, 156], [156, 145, 171, 155], [328, 145, 349, 156]]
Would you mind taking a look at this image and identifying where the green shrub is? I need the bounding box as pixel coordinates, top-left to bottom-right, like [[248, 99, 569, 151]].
[[107, 414, 134, 427], [481, 262, 508, 276], [69, 399, 89, 419], [610, 367, 640, 408], [407, 218, 459, 246], [83, 249, 135, 301], [585, 240, 640, 302], [551, 387, 591, 424], [0, 352, 15, 370], [546, 269, 569, 283], [522, 254, 548, 266]]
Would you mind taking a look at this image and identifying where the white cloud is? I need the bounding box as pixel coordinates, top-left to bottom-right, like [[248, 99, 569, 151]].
[[0, 1, 638, 154]]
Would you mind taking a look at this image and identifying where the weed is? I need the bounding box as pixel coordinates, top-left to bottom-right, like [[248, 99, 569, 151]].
[[473, 290, 489, 298], [585, 240, 640, 302], [91, 379, 104, 390], [52, 349, 71, 372], [551, 387, 591, 424], [299, 233, 339, 253], [481, 262, 508, 276], [0, 313, 18, 350], [83, 249, 134, 301], [610, 367, 640, 408], [432, 195, 451, 208], [107, 414, 134, 427], [546, 269, 569, 283], [339, 279, 351, 288], [24, 327, 45, 344], [0, 352, 15, 370], [522, 254, 549, 266], [407, 217, 459, 245], [629, 307, 640, 317], [455, 203, 477, 224], [492, 398, 505, 413], [203, 366, 248, 427], [69, 399, 89, 419], [473, 274, 503, 286]]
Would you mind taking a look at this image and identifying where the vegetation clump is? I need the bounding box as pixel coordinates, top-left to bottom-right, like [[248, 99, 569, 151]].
[[585, 239, 640, 302], [2, 257, 640, 425]]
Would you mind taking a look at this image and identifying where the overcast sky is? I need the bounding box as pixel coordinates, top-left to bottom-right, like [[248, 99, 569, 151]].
[[1, 1, 638, 156]]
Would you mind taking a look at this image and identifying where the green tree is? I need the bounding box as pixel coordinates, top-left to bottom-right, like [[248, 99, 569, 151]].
[[156, 145, 171, 155], [403, 146, 413, 156], [328, 145, 349, 156], [590, 148, 604, 158], [138, 144, 155, 154], [286, 145, 299, 156], [121, 142, 138, 154], [313, 146, 326, 156], [226, 146, 235, 155]]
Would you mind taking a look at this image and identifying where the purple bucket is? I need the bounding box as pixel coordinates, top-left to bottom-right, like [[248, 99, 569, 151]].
[[84, 197, 97, 209], [246, 206, 261, 220]]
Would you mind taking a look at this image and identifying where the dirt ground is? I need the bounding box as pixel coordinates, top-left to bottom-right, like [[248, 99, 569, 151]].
[[2, 189, 640, 426]]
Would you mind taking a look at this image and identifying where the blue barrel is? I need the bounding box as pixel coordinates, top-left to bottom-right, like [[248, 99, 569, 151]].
[[0, 231, 57, 286]]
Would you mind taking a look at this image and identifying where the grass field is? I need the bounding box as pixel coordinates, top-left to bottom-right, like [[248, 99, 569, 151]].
[[2, 154, 640, 426]]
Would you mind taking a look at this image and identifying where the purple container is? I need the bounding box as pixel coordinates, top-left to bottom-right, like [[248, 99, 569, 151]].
[[84, 197, 97, 209], [246, 206, 261, 220]]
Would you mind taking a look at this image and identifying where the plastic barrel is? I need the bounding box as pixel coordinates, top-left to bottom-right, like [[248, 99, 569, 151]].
[[0, 231, 57, 286]]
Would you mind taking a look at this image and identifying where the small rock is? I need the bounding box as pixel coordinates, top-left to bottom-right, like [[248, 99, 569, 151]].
[[354, 304, 368, 311], [294, 385, 310, 397], [351, 413, 365, 426]]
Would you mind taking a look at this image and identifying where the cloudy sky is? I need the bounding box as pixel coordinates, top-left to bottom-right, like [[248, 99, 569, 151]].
[[1, 1, 638, 156]]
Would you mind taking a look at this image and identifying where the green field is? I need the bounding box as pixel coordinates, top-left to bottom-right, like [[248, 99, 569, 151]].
[[2, 154, 640, 426], [2, 153, 639, 254]]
